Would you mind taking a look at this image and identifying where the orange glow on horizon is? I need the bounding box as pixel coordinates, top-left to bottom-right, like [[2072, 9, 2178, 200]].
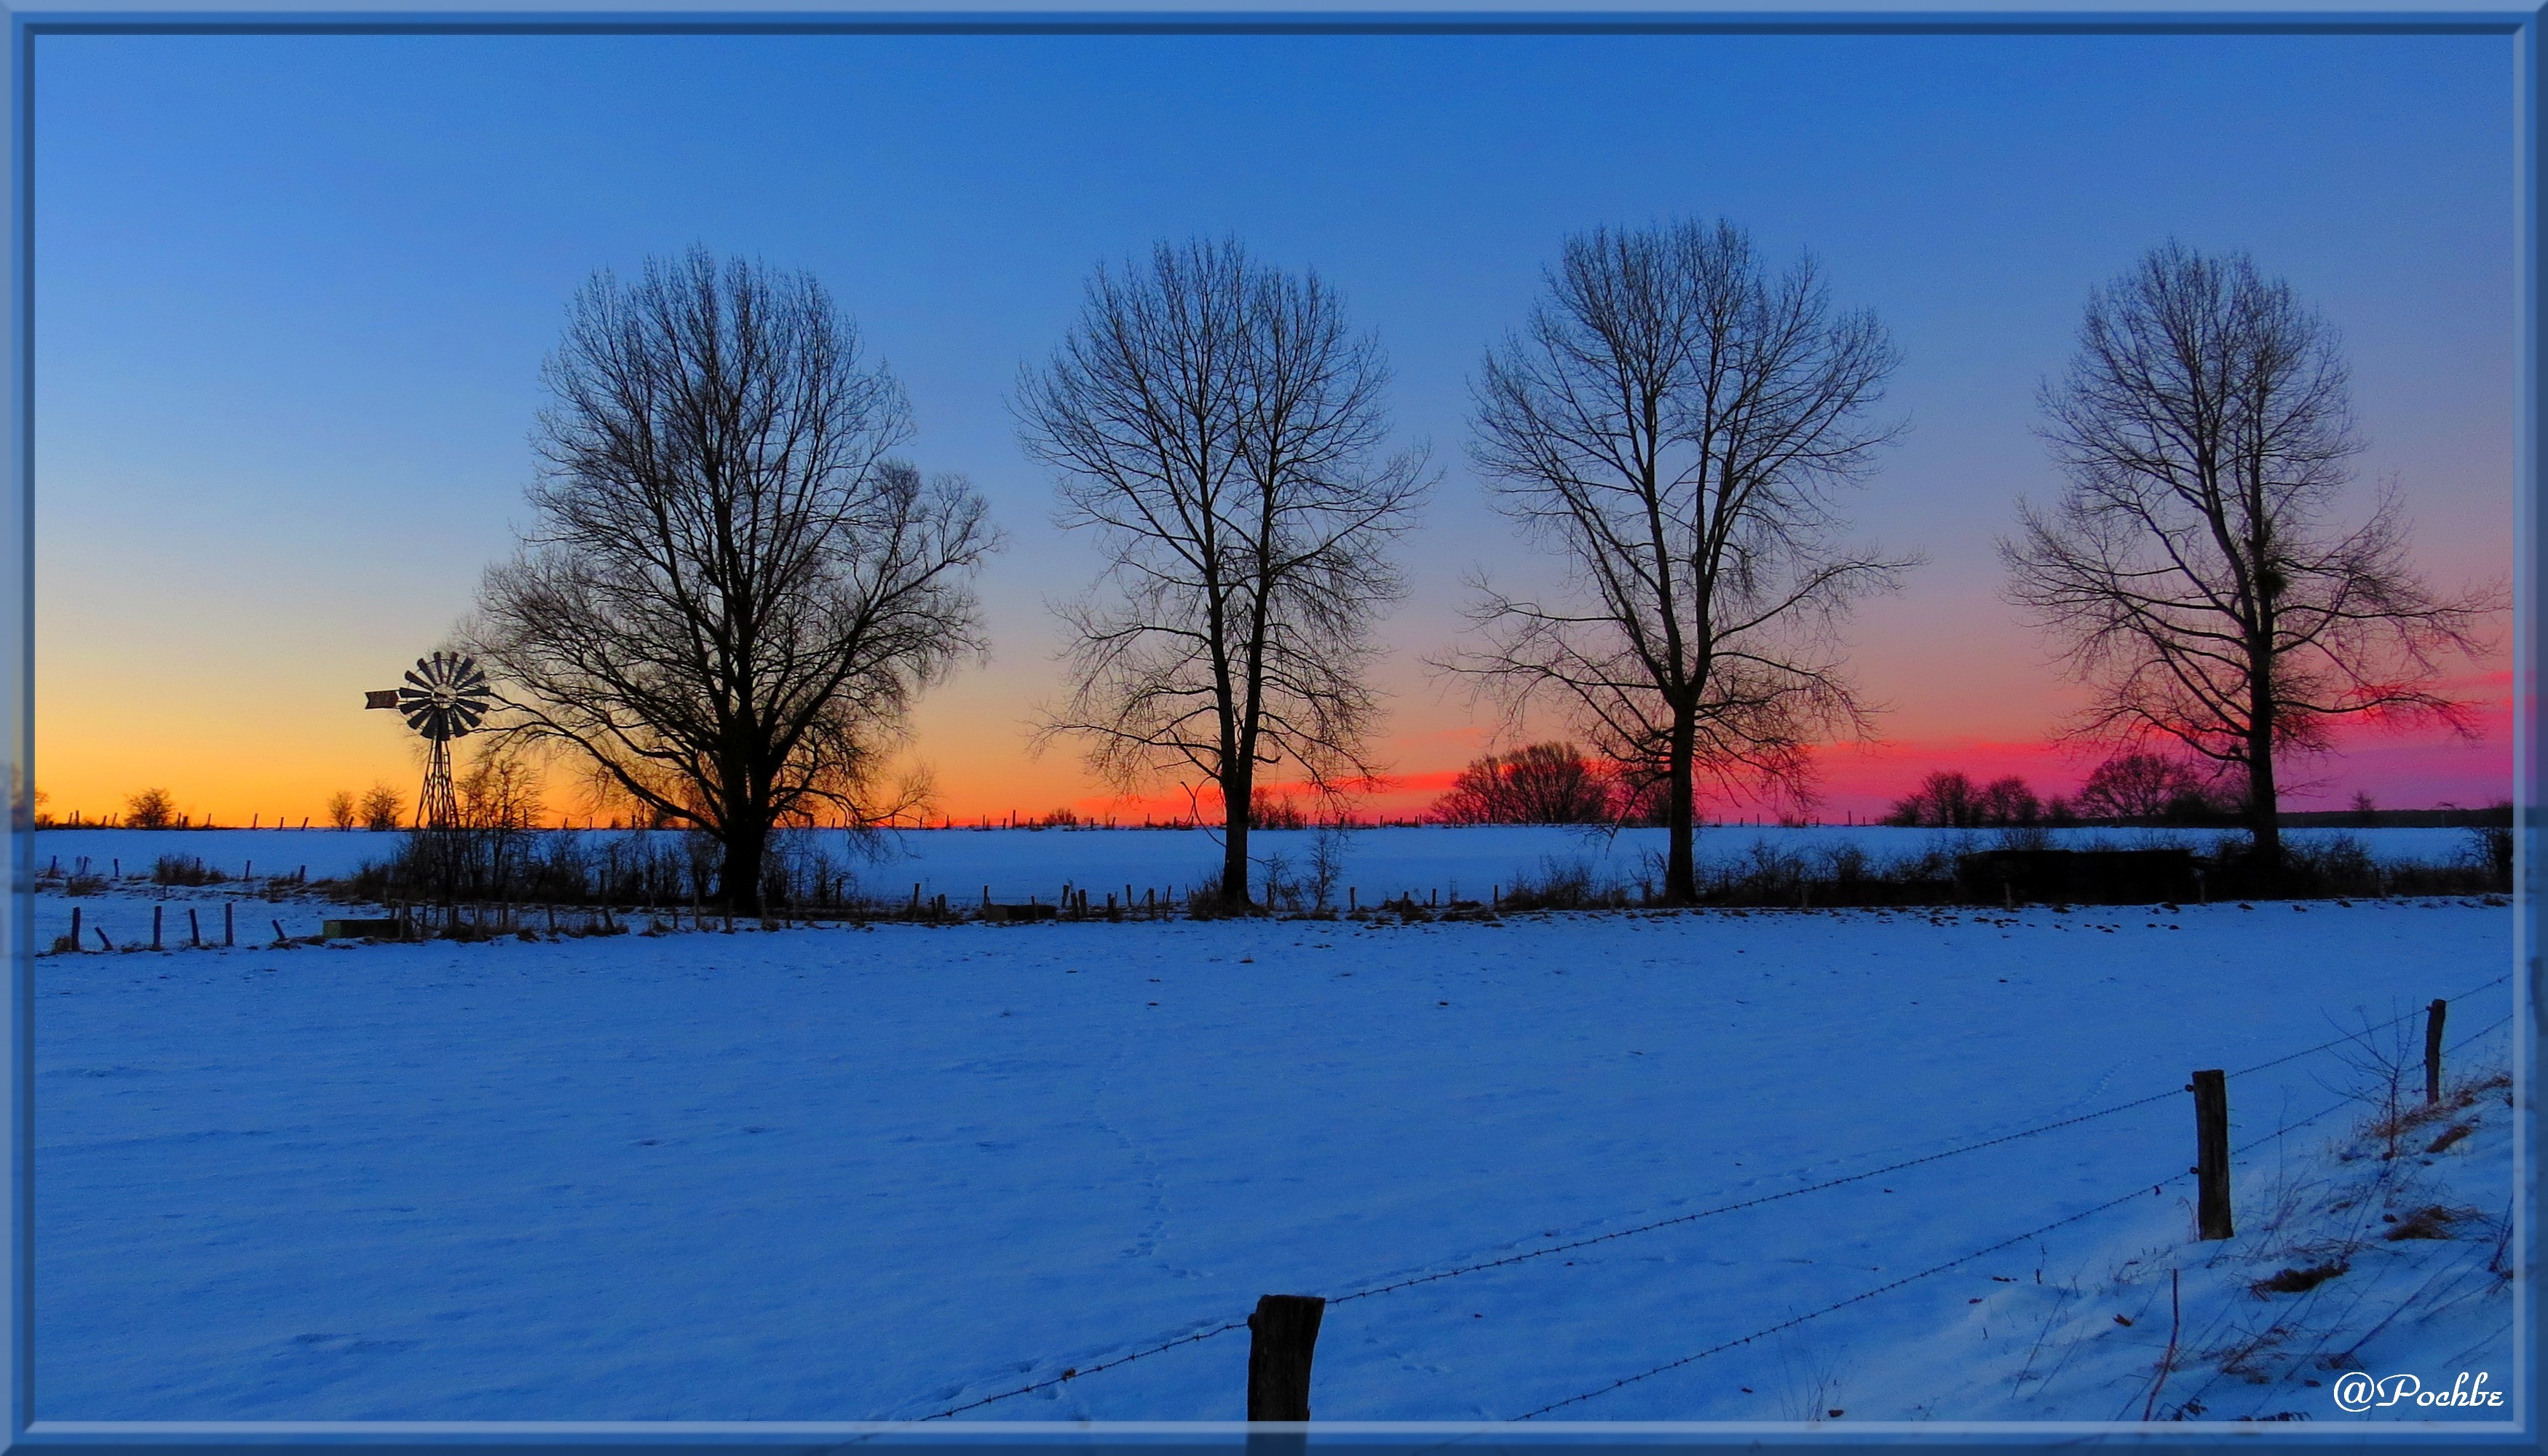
[[36, 678, 2512, 828]]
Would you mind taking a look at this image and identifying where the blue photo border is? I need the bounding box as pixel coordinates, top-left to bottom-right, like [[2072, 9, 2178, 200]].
[[0, 3, 2535, 1451]]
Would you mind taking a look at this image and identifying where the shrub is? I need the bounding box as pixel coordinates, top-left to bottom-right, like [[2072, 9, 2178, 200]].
[[124, 787, 177, 830], [1249, 790, 1310, 831], [2282, 833, 2379, 896], [151, 855, 226, 887], [1497, 855, 1605, 911], [2464, 818, 2513, 880], [1993, 823, 2056, 852], [360, 783, 404, 831]]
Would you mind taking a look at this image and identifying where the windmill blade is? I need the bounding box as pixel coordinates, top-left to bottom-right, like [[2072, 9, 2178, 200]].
[[404, 668, 434, 692]]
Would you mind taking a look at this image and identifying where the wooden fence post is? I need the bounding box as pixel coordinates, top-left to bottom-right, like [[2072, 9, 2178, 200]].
[[1246, 1294, 1325, 1421], [152, 905, 162, 951], [68, 906, 80, 951], [188, 908, 201, 947], [223, 902, 234, 947], [2425, 998, 2448, 1104], [2191, 1069, 2232, 1240]]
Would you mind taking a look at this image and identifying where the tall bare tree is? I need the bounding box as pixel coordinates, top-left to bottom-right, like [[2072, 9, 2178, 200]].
[[467, 250, 997, 911], [1457, 220, 1909, 903], [2004, 242, 2500, 873], [1016, 239, 1428, 909]]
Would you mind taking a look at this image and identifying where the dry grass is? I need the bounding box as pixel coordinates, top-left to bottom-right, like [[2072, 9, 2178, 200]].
[[2382, 1205, 2482, 1242], [2250, 1260, 2349, 1296]]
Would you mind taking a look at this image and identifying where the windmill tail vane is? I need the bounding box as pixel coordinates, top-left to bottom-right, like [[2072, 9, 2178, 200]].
[[363, 652, 494, 831]]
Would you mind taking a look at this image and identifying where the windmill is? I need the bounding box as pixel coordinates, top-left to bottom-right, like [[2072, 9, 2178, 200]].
[[363, 652, 493, 830]]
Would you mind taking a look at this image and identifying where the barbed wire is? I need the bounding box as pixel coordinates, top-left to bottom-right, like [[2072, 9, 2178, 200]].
[[1508, 1175, 2183, 1421], [920, 1318, 1248, 1420], [1333, 971, 2507, 1310], [1509, 1053, 2517, 1427], [912, 976, 2515, 1420], [1327, 1093, 2180, 1308], [2221, 974, 2509, 1082]]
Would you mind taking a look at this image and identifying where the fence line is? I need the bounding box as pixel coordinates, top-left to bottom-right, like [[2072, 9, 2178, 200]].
[[2217, 976, 2509, 1082], [911, 979, 2513, 1420], [1509, 1176, 2183, 1421], [1506, 1042, 2519, 1425], [1331, 973, 2507, 1309], [923, 1318, 1250, 1420], [916, 1081, 2194, 1420]]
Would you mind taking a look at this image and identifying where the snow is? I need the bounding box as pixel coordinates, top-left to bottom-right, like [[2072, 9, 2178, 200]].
[[28, 822, 2492, 951], [33, 894, 2518, 1425]]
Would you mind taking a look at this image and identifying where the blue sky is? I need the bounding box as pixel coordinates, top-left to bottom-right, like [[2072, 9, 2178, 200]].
[[33, 28, 2517, 819]]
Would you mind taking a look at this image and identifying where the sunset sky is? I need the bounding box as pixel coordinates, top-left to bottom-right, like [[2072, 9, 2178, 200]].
[[35, 28, 2516, 826]]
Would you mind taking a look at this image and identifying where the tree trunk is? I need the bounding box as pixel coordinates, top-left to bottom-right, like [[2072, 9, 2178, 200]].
[[1663, 713, 1698, 904], [1221, 769, 1254, 912], [2242, 633, 2280, 883], [718, 819, 768, 915], [2244, 723, 2280, 887]]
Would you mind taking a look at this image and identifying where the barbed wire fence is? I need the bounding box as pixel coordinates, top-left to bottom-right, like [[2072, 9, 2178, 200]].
[[914, 973, 2515, 1422], [1503, 1004, 2518, 1423]]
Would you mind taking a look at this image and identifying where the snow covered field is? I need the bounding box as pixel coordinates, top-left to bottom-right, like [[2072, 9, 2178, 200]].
[[26, 823, 2493, 951], [33, 895, 2519, 1425]]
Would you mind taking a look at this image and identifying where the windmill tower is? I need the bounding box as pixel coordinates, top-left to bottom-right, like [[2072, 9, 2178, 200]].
[[364, 652, 493, 829]]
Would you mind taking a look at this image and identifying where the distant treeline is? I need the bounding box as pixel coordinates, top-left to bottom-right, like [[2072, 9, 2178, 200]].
[[1417, 741, 2507, 832]]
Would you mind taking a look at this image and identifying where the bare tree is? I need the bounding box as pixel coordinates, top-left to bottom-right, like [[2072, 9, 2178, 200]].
[[1017, 238, 1428, 910], [359, 783, 403, 831], [1456, 220, 1910, 903], [2075, 749, 2225, 823], [324, 789, 357, 831], [1431, 742, 1613, 825], [2005, 243, 2501, 874], [124, 786, 177, 830], [467, 250, 997, 911], [1882, 770, 2045, 828]]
